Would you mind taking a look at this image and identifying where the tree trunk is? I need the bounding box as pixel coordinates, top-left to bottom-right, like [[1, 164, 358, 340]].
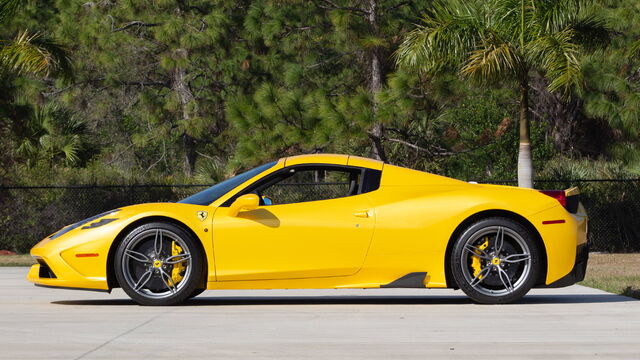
[[366, 0, 387, 162], [529, 75, 612, 157], [172, 49, 197, 177], [517, 80, 534, 188], [181, 132, 197, 177]]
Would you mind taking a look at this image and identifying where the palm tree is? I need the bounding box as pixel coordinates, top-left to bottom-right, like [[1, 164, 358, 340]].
[[0, 0, 71, 80], [16, 104, 86, 166], [395, 0, 610, 187]]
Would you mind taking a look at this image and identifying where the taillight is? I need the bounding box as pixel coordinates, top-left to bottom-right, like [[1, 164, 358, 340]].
[[539, 190, 567, 208]]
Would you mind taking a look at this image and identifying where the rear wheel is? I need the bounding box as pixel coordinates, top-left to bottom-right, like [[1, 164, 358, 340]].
[[451, 217, 540, 304], [115, 222, 203, 306]]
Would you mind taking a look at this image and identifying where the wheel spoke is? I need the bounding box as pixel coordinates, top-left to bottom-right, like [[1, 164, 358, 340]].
[[154, 229, 163, 257], [496, 266, 514, 293], [493, 227, 504, 254], [124, 249, 150, 263], [503, 253, 531, 263], [159, 268, 177, 294], [469, 266, 491, 287], [133, 270, 153, 291], [165, 253, 191, 265], [464, 243, 491, 260]]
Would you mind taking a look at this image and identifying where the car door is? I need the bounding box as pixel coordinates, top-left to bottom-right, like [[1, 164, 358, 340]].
[[212, 165, 378, 281]]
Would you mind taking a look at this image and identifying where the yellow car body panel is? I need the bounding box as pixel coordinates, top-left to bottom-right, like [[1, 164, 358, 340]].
[[346, 155, 384, 170], [212, 194, 375, 281], [27, 153, 587, 294], [284, 153, 348, 166]]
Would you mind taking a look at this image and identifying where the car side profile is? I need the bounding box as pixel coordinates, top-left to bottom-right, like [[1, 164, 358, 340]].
[[28, 154, 588, 305]]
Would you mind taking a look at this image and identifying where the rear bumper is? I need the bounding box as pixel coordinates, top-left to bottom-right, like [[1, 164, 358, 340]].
[[529, 199, 587, 284], [540, 243, 589, 288]]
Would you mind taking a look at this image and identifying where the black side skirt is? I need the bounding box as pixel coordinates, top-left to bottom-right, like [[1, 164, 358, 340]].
[[380, 272, 427, 288], [35, 284, 111, 293]]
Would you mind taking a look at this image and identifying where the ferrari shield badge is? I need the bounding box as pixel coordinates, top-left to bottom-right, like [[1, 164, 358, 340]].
[[196, 211, 208, 222]]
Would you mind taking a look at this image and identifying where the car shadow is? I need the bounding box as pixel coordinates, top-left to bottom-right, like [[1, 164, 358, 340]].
[[51, 292, 636, 306]]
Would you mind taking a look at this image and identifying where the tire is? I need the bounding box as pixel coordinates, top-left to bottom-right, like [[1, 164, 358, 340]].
[[189, 288, 206, 299], [451, 217, 541, 304], [114, 222, 203, 306]]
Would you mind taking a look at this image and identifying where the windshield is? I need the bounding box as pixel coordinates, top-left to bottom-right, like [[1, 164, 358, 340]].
[[178, 161, 277, 206]]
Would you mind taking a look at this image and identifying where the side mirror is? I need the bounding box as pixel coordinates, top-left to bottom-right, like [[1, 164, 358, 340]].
[[229, 194, 260, 217]]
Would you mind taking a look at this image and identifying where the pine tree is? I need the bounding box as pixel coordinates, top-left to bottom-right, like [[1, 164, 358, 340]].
[[226, 0, 434, 165], [38, 0, 256, 178]]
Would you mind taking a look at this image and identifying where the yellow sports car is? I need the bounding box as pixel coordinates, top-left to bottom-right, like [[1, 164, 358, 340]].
[[28, 154, 588, 305]]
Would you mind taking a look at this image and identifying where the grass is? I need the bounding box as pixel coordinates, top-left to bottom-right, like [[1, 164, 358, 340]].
[[0, 254, 35, 267], [580, 253, 640, 299], [0, 253, 638, 299]]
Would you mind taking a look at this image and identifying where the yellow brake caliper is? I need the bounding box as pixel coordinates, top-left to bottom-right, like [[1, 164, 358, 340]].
[[471, 238, 489, 278], [171, 241, 186, 285]]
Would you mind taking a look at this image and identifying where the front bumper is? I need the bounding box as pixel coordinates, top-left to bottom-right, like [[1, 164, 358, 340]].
[[27, 255, 110, 291]]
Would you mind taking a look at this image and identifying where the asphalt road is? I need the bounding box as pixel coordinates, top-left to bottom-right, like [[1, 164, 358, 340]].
[[1, 267, 639, 360]]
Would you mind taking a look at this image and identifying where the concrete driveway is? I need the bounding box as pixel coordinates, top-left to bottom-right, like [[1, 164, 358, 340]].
[[1, 267, 639, 359]]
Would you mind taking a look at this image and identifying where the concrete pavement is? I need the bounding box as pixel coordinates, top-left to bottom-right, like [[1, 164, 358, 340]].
[[1, 267, 639, 359]]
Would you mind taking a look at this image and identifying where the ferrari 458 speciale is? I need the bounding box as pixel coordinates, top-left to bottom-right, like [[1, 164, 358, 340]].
[[28, 154, 588, 305]]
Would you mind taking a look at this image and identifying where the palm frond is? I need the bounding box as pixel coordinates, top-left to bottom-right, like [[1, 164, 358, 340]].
[[533, 0, 588, 33], [395, 0, 485, 73], [16, 138, 37, 158], [527, 28, 582, 96], [492, 0, 535, 42], [461, 31, 523, 83], [18, 103, 86, 165], [60, 136, 81, 165], [0, 30, 73, 80], [29, 33, 73, 80], [568, 15, 612, 49]]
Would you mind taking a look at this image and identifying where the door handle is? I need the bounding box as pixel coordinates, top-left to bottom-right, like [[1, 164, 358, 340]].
[[353, 210, 371, 218]]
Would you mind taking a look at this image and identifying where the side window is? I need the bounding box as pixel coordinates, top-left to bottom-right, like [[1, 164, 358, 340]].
[[260, 167, 361, 205]]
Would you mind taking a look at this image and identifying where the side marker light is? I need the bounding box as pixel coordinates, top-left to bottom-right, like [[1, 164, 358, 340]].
[[75, 253, 99, 258], [542, 220, 566, 225]]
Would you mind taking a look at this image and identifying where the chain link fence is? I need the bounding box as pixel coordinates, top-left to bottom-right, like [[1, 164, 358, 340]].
[[0, 185, 208, 253], [1, 179, 639, 253]]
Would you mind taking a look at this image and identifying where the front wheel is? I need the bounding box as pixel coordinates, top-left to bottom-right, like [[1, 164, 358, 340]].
[[114, 222, 203, 306], [451, 217, 541, 304]]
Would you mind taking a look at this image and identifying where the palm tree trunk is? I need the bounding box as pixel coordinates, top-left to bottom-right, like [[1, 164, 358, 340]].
[[517, 80, 534, 188]]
